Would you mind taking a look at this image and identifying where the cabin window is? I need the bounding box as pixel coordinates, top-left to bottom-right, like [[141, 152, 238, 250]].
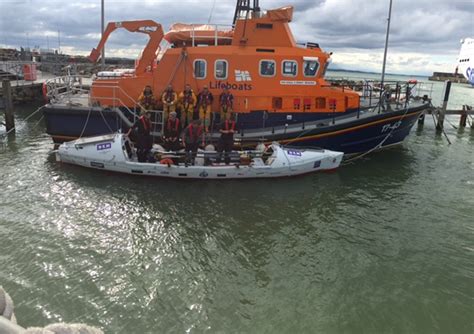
[[259, 60, 275, 77], [303, 59, 319, 77], [321, 62, 330, 77], [282, 60, 297, 77], [215, 60, 228, 80], [257, 23, 273, 29], [194, 59, 207, 79]]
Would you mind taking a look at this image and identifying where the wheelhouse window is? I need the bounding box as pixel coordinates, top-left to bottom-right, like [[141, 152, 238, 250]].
[[303, 58, 319, 77], [259, 60, 275, 77], [282, 60, 297, 77], [215, 60, 228, 79], [194, 59, 207, 79]]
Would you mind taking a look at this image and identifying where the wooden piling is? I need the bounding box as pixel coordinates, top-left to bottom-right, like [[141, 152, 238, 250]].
[[436, 80, 451, 131], [459, 105, 467, 128], [2, 80, 15, 133], [418, 111, 425, 126]]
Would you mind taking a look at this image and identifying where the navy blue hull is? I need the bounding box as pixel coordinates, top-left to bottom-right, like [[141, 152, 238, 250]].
[[43, 104, 427, 154]]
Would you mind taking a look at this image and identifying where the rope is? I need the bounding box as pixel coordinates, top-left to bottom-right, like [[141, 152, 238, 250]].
[[98, 108, 114, 134], [0, 105, 45, 139], [78, 107, 93, 139], [342, 103, 412, 165]]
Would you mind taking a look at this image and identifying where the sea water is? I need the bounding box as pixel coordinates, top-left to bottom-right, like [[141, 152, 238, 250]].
[[0, 77, 473, 333]]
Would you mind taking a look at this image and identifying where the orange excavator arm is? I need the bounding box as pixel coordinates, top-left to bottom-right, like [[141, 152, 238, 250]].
[[89, 20, 164, 75]]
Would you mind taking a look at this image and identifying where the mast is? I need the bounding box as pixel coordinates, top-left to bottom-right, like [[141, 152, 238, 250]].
[[101, 0, 105, 70], [380, 0, 393, 86], [232, 0, 260, 27]]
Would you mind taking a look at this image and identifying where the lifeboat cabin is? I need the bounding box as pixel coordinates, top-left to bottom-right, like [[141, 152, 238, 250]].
[[88, 6, 360, 130]]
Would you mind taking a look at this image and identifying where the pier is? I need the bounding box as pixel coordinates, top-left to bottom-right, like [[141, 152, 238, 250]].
[[428, 71, 468, 84]]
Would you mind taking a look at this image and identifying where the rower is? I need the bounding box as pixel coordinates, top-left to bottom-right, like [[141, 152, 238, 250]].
[[182, 119, 204, 166], [163, 111, 181, 152], [217, 112, 237, 165], [127, 110, 153, 162]]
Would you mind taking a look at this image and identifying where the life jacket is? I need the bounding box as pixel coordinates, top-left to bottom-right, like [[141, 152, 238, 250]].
[[164, 90, 175, 103], [199, 92, 212, 106], [220, 93, 233, 107], [142, 93, 154, 106], [188, 124, 202, 140], [167, 118, 180, 132], [139, 115, 151, 132], [184, 91, 194, 104], [224, 120, 235, 131]]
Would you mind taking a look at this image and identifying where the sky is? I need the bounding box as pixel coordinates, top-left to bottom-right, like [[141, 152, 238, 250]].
[[0, 0, 472, 75]]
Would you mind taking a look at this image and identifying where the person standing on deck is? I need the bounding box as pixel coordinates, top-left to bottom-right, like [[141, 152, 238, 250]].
[[197, 85, 213, 132], [181, 119, 204, 166], [216, 113, 237, 165], [219, 87, 234, 122], [163, 111, 181, 152], [137, 85, 156, 114], [178, 84, 197, 127], [127, 110, 153, 162], [161, 85, 178, 123]]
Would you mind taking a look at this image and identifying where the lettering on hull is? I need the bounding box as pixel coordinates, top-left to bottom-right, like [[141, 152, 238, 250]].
[[209, 81, 253, 91], [280, 80, 316, 86]]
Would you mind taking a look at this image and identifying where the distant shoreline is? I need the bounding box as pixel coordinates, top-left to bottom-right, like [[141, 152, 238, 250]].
[[327, 68, 429, 78]]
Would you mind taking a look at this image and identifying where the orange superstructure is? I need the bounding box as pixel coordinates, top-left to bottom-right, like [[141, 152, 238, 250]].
[[89, 6, 360, 115]]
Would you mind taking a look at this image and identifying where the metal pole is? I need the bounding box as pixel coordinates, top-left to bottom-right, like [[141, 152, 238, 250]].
[[101, 0, 105, 70], [2, 80, 15, 133], [58, 30, 60, 53], [380, 0, 392, 86]]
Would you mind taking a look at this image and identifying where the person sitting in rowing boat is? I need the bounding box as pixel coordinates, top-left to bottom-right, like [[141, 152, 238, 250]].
[[197, 86, 214, 133], [216, 112, 237, 165], [163, 111, 181, 152], [127, 110, 153, 162], [138, 85, 156, 114], [161, 84, 178, 123], [182, 119, 204, 166]]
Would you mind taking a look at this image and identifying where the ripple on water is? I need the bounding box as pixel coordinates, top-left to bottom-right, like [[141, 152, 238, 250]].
[[0, 106, 473, 332]]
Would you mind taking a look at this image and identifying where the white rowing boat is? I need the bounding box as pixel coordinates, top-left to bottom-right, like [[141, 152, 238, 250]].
[[55, 134, 343, 179]]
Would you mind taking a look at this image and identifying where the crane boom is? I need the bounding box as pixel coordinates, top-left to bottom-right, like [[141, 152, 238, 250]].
[[89, 20, 164, 75]]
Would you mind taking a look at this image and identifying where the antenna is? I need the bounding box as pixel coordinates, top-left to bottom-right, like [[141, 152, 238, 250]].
[[380, 0, 392, 86], [101, 0, 105, 70], [232, 0, 261, 27]]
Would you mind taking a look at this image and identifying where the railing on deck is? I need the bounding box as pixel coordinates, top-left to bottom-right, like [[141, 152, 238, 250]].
[[189, 24, 233, 47], [325, 79, 433, 112], [44, 75, 164, 135]]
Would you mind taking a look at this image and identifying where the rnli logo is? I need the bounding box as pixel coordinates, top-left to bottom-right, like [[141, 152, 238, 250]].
[[199, 170, 209, 178], [97, 142, 112, 150], [235, 70, 252, 82]]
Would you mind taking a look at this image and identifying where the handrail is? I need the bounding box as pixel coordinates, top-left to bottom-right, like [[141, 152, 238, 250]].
[[189, 24, 233, 47], [44, 75, 164, 135]]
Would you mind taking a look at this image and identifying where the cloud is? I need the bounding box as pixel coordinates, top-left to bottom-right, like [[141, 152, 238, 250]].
[[0, 0, 472, 75]]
